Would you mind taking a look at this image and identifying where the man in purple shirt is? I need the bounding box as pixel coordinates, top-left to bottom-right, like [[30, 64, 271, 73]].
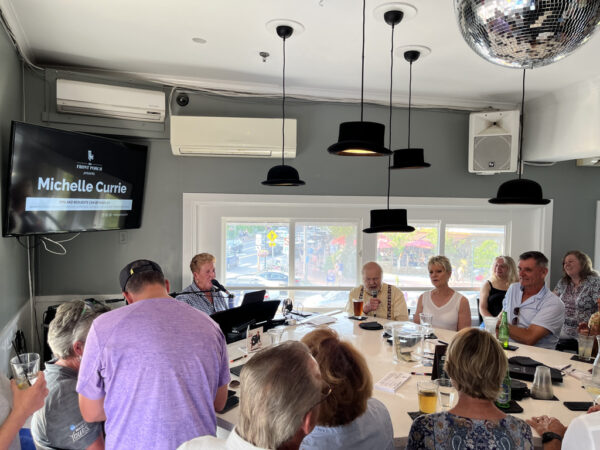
[[77, 259, 230, 449]]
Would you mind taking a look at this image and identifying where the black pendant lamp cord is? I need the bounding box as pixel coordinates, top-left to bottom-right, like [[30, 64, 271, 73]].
[[360, 0, 366, 121], [281, 34, 287, 167], [387, 22, 395, 210], [518, 68, 525, 179], [407, 59, 413, 149]]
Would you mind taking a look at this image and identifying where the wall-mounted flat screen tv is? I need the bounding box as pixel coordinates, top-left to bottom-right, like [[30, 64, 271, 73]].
[[3, 121, 148, 236]]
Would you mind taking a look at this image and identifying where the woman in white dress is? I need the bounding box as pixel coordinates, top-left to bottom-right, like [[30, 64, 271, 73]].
[[414, 256, 471, 331]]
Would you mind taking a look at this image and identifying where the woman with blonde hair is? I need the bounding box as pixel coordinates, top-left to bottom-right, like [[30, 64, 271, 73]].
[[406, 328, 533, 449], [300, 328, 393, 450], [176, 252, 229, 314], [414, 256, 471, 331], [479, 256, 518, 319]]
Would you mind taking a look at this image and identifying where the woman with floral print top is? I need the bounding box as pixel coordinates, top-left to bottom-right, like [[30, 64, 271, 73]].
[[554, 250, 600, 351]]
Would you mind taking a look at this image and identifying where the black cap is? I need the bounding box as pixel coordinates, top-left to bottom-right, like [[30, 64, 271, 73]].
[[489, 178, 550, 205], [261, 164, 306, 186], [119, 259, 163, 292]]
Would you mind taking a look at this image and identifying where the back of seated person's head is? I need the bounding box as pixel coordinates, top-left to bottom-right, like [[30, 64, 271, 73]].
[[238, 341, 323, 449], [120, 259, 165, 294], [48, 300, 111, 360], [445, 328, 507, 401], [301, 328, 372, 426]]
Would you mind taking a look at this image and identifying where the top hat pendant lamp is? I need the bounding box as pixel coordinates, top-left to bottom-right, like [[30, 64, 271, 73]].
[[328, 0, 390, 157], [363, 9, 414, 233], [262, 24, 305, 186]]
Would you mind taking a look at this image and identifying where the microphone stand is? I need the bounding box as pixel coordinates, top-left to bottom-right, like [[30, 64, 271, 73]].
[[169, 288, 235, 300]]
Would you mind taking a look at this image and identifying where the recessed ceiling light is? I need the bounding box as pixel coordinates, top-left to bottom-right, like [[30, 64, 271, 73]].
[[395, 45, 431, 59], [374, 2, 417, 23], [266, 19, 305, 37], [192, 37, 207, 44]]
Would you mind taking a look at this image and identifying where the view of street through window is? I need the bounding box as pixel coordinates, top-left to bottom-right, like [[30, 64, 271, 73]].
[[223, 220, 505, 316]]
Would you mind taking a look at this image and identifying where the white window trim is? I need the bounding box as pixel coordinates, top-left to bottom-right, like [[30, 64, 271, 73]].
[[182, 194, 553, 290]]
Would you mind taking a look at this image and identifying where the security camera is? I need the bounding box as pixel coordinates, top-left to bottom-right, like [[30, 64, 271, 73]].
[[176, 93, 189, 107]]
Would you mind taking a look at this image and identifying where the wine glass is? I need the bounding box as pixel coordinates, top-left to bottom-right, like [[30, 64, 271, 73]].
[[581, 374, 600, 405]]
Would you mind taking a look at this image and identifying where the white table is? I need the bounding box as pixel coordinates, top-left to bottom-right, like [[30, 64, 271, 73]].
[[219, 314, 593, 447]]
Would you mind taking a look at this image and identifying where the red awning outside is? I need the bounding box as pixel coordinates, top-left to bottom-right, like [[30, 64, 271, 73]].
[[330, 236, 346, 245], [405, 239, 433, 249], [377, 236, 393, 249]]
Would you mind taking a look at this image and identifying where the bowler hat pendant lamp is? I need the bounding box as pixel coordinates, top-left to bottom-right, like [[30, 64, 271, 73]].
[[363, 10, 414, 234], [489, 70, 549, 205], [390, 50, 430, 169], [262, 25, 305, 186], [327, 0, 390, 156]]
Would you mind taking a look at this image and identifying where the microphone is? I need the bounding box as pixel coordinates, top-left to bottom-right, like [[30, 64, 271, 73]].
[[370, 289, 378, 317], [212, 279, 234, 298]]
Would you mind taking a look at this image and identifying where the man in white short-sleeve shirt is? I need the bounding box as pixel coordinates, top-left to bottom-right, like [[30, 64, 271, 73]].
[[502, 251, 564, 349]]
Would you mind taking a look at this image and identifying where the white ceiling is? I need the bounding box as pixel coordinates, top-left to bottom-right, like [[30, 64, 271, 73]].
[[2, 0, 600, 111]]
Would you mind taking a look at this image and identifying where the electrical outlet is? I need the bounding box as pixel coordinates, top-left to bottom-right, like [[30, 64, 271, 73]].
[[119, 231, 128, 245]]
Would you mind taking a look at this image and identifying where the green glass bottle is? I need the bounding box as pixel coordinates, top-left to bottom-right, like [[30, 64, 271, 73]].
[[498, 311, 509, 349], [496, 367, 511, 408]]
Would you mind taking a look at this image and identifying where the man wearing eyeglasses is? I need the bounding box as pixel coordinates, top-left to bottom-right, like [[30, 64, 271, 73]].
[[502, 251, 565, 349], [345, 262, 409, 321]]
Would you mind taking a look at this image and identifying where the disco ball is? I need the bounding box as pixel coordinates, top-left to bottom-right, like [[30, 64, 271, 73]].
[[455, 0, 600, 68]]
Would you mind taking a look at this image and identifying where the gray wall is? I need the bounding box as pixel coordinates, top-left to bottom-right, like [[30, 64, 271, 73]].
[[24, 77, 600, 296], [0, 29, 31, 329]]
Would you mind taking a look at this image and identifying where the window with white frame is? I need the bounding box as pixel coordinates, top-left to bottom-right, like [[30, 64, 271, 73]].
[[182, 194, 553, 318], [223, 220, 359, 308], [375, 223, 505, 314]]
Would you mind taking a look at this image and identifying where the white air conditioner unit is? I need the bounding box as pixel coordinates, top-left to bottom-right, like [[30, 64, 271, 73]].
[[170, 116, 296, 158], [56, 79, 165, 122], [468, 110, 519, 174]]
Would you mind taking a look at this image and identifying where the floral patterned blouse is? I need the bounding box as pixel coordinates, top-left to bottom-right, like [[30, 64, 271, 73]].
[[406, 412, 533, 450], [554, 275, 600, 339]]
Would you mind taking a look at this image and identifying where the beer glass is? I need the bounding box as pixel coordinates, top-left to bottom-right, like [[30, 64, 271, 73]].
[[417, 380, 438, 414], [352, 298, 364, 317]]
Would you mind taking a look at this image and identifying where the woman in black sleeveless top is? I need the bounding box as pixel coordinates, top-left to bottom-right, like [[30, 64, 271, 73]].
[[479, 256, 518, 320]]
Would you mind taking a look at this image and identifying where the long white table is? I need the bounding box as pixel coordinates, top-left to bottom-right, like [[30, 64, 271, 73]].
[[219, 314, 594, 448]]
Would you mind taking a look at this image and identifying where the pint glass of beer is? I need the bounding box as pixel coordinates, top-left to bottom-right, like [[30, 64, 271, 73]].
[[417, 380, 438, 414], [352, 299, 364, 317]]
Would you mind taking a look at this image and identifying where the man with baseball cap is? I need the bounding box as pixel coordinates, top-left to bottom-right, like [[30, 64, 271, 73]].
[[76, 259, 230, 449]]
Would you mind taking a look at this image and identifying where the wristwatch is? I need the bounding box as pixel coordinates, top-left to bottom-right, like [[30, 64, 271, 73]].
[[541, 431, 562, 443]]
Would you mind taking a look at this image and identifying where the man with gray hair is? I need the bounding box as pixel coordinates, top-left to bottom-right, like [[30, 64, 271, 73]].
[[77, 259, 230, 449], [345, 261, 408, 321], [32, 299, 109, 449], [502, 251, 565, 349], [178, 341, 327, 450]]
